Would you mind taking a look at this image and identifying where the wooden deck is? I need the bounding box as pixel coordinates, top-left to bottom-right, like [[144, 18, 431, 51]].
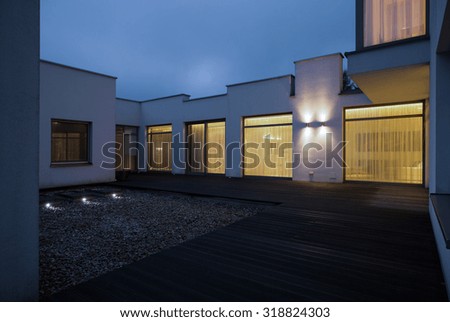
[[49, 174, 447, 301]]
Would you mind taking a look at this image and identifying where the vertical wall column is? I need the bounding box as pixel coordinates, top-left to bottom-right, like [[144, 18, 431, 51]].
[[292, 54, 344, 183], [0, 0, 40, 300], [225, 115, 243, 178], [172, 121, 187, 175]]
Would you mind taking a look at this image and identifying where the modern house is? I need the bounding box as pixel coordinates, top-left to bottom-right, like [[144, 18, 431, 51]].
[[1, 0, 449, 300]]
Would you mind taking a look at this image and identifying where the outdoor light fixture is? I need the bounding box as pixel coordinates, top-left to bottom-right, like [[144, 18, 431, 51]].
[[305, 123, 310, 127], [45, 203, 51, 208], [112, 193, 117, 198], [82, 197, 87, 202], [321, 122, 326, 127]]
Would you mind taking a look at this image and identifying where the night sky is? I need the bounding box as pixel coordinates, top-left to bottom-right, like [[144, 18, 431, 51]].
[[41, 0, 355, 100]]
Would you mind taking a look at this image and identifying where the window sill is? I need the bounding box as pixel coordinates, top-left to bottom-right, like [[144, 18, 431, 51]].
[[50, 162, 92, 168]]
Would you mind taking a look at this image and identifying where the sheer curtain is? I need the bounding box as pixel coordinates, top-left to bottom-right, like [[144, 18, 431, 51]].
[[364, 0, 426, 46], [243, 115, 293, 178], [148, 125, 172, 171], [345, 103, 423, 184], [206, 121, 226, 174]]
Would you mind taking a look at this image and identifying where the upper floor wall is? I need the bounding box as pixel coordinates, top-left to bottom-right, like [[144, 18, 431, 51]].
[[347, 0, 432, 103]]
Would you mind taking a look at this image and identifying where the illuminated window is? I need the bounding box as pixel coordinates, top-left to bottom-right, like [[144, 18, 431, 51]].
[[147, 125, 172, 171], [243, 114, 293, 178], [364, 0, 426, 47], [187, 121, 226, 174], [51, 120, 89, 163], [345, 102, 424, 184], [116, 125, 138, 171]]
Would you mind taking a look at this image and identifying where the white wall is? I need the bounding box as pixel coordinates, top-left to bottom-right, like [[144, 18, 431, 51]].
[[40, 61, 117, 188], [0, 0, 40, 301], [116, 98, 141, 126], [292, 54, 370, 182], [136, 56, 370, 182], [140, 77, 295, 177]]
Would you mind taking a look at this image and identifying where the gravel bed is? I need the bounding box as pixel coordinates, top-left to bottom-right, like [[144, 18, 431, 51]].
[[39, 187, 264, 298]]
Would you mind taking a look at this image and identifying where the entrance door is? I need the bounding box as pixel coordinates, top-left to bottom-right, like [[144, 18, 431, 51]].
[[115, 125, 138, 171], [344, 102, 424, 184], [187, 120, 226, 174]]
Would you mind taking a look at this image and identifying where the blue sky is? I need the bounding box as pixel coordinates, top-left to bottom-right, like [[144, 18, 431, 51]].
[[41, 0, 356, 100]]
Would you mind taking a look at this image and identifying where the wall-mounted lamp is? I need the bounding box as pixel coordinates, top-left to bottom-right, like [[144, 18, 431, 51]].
[[321, 122, 326, 127], [305, 123, 310, 127]]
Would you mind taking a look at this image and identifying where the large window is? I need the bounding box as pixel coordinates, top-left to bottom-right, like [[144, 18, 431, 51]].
[[345, 102, 424, 184], [187, 120, 226, 174], [51, 120, 89, 163], [116, 125, 138, 171], [364, 0, 426, 47], [147, 125, 172, 171], [243, 114, 293, 178]]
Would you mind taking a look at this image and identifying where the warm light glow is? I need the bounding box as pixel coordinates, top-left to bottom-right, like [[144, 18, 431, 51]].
[[244, 114, 292, 127], [244, 114, 292, 178], [187, 121, 226, 174], [364, 0, 426, 47], [148, 125, 173, 171], [345, 102, 423, 184], [345, 102, 423, 120], [147, 125, 172, 134]]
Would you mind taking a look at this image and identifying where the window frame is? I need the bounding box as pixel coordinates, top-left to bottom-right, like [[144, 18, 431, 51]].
[[146, 124, 173, 172], [242, 112, 293, 179], [116, 124, 139, 171], [185, 118, 226, 175], [356, 0, 430, 50], [50, 119, 91, 166], [343, 100, 426, 185]]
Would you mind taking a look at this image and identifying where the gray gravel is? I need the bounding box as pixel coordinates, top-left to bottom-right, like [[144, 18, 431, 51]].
[[39, 187, 263, 297]]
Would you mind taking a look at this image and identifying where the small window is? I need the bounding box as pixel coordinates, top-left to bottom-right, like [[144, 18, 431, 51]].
[[51, 120, 89, 163]]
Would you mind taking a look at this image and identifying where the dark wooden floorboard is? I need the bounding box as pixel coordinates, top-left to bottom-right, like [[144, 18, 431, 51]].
[[48, 174, 447, 301]]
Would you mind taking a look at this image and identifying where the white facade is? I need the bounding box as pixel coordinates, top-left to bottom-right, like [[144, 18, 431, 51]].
[[116, 53, 370, 182], [39, 61, 116, 188]]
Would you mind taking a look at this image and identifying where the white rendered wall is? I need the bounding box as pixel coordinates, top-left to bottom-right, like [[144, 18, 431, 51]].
[[40, 62, 117, 188], [140, 76, 294, 177], [0, 0, 40, 301], [116, 98, 141, 126], [137, 55, 371, 182], [292, 54, 371, 183]]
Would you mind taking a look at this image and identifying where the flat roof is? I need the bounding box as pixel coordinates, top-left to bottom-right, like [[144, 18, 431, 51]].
[[186, 93, 227, 102], [226, 74, 294, 88], [116, 97, 141, 103], [140, 94, 191, 103], [40, 59, 118, 79]]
